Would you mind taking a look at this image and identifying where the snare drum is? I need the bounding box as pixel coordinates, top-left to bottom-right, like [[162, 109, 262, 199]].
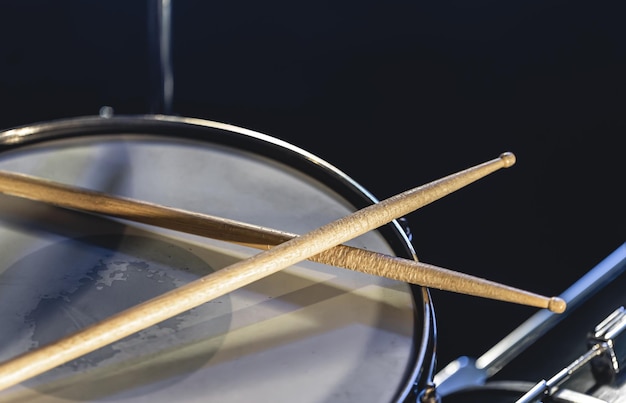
[[0, 115, 436, 402]]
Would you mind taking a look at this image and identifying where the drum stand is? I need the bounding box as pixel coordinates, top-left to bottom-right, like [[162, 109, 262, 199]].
[[433, 243, 626, 402], [147, 0, 174, 115]]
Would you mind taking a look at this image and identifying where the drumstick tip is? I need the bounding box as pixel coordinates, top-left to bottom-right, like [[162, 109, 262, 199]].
[[548, 296, 566, 313], [499, 152, 516, 168]]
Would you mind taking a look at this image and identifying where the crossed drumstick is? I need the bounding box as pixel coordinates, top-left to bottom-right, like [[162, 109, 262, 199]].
[[0, 151, 566, 392]]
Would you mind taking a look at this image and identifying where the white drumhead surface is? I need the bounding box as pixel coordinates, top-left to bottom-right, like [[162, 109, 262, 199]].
[[0, 133, 418, 402]]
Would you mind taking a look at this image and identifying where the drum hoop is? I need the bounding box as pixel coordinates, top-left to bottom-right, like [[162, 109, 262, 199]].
[[0, 114, 437, 401]]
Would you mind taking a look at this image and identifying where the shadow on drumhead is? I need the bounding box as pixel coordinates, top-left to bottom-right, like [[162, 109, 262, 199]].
[[0, 234, 232, 401]]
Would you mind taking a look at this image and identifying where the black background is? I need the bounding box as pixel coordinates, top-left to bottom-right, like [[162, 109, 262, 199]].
[[1, 0, 624, 387]]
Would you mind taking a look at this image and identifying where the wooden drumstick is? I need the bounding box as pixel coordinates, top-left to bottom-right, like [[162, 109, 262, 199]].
[[0, 152, 565, 391], [0, 152, 564, 311], [0, 152, 565, 312], [0, 153, 522, 247]]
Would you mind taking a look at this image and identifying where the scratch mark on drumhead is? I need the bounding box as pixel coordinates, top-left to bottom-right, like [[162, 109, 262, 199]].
[[94, 261, 135, 289]]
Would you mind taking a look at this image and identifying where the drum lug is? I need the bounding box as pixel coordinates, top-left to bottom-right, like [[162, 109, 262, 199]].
[[416, 382, 441, 403]]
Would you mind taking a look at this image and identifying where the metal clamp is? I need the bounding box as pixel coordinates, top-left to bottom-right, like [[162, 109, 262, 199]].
[[516, 306, 626, 403]]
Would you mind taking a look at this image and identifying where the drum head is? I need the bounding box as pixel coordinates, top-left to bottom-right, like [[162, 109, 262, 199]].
[[0, 115, 435, 402]]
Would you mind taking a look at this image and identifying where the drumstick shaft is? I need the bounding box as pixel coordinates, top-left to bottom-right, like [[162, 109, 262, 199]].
[[0, 152, 564, 391], [0, 153, 563, 311], [0, 155, 514, 247]]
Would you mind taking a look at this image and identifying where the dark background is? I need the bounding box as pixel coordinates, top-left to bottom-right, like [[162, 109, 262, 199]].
[[1, 0, 624, 388]]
